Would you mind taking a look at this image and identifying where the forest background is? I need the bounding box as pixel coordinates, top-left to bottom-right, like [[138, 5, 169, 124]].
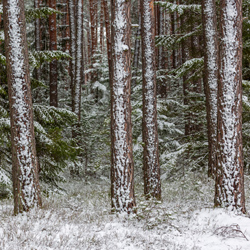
[[0, 0, 250, 214]]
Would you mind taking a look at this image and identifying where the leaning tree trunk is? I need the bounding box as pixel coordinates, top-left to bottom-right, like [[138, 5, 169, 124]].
[[3, 0, 42, 214], [214, 0, 246, 213], [49, 0, 58, 107], [141, 0, 161, 199], [202, 0, 219, 178], [110, 0, 136, 213]]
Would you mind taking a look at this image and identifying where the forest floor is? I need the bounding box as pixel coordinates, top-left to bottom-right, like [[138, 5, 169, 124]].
[[1, 173, 250, 249]]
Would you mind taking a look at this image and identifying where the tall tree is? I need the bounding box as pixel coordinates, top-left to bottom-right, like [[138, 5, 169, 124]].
[[214, 0, 246, 213], [110, 0, 136, 213], [3, 0, 42, 214], [202, 0, 219, 178], [34, 0, 41, 81], [49, 0, 58, 107], [73, 0, 83, 121], [141, 0, 161, 199]]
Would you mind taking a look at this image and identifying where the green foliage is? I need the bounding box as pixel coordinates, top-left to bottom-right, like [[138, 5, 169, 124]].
[[29, 51, 71, 71], [26, 7, 62, 21], [156, 1, 201, 15]]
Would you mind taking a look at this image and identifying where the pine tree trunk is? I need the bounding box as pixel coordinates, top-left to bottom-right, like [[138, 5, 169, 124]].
[[141, 0, 161, 199], [202, 0, 219, 178], [110, 0, 136, 213], [74, 0, 83, 121], [103, 0, 112, 84], [49, 0, 58, 107], [132, 0, 141, 88], [215, 0, 246, 213], [68, 0, 76, 104], [3, 0, 42, 214], [34, 0, 41, 81]]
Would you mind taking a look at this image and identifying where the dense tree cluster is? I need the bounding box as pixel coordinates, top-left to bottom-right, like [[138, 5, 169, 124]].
[[0, 0, 249, 214]]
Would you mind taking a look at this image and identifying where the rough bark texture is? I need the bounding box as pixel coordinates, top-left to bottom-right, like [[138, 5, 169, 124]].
[[202, 0, 219, 178], [103, 0, 112, 84], [3, 0, 42, 214], [34, 0, 41, 81], [90, 0, 98, 58], [215, 0, 246, 213], [141, 0, 161, 199], [68, 0, 76, 94], [73, 0, 83, 121], [49, 0, 58, 107], [110, 0, 136, 213]]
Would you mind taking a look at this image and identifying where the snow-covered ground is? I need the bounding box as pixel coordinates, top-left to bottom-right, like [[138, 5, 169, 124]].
[[0, 174, 250, 250]]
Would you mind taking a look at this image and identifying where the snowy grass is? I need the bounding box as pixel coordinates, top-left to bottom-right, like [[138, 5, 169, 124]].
[[1, 173, 250, 249]]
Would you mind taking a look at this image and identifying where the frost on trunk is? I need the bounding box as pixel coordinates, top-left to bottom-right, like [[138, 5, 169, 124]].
[[202, 0, 219, 178], [110, 0, 136, 213], [3, 0, 42, 214], [103, 0, 113, 84], [215, 0, 246, 213], [141, 0, 161, 199], [49, 0, 58, 107], [73, 0, 83, 121]]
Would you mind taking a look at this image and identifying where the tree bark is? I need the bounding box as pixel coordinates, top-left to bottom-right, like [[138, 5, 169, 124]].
[[202, 0, 219, 178], [34, 0, 41, 81], [103, 0, 112, 84], [215, 0, 246, 213], [3, 0, 42, 214], [110, 0, 136, 213], [49, 0, 58, 107], [141, 0, 161, 199]]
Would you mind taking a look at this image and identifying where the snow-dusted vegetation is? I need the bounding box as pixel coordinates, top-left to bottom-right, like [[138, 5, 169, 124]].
[[1, 174, 250, 249]]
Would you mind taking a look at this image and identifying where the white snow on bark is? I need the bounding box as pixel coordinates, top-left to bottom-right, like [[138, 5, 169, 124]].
[[217, 0, 243, 211], [112, 0, 133, 212], [142, 0, 160, 194], [6, 0, 38, 209], [203, 0, 218, 172], [74, 0, 83, 117]]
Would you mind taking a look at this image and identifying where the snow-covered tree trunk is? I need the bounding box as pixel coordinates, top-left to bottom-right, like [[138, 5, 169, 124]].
[[110, 0, 136, 213], [3, 0, 42, 214], [49, 0, 58, 107], [202, 0, 219, 178], [141, 0, 161, 199], [73, 0, 83, 121], [215, 0, 246, 213]]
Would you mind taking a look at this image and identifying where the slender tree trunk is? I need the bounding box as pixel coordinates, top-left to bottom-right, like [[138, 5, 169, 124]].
[[103, 0, 112, 84], [132, 0, 141, 88], [90, 0, 98, 58], [49, 0, 58, 107], [74, 0, 83, 121], [68, 0, 76, 104], [65, 0, 71, 52], [3, 0, 42, 214], [34, 0, 41, 81], [99, 0, 104, 53], [110, 0, 136, 213], [202, 0, 219, 178], [214, 0, 246, 213], [141, 0, 161, 199]]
